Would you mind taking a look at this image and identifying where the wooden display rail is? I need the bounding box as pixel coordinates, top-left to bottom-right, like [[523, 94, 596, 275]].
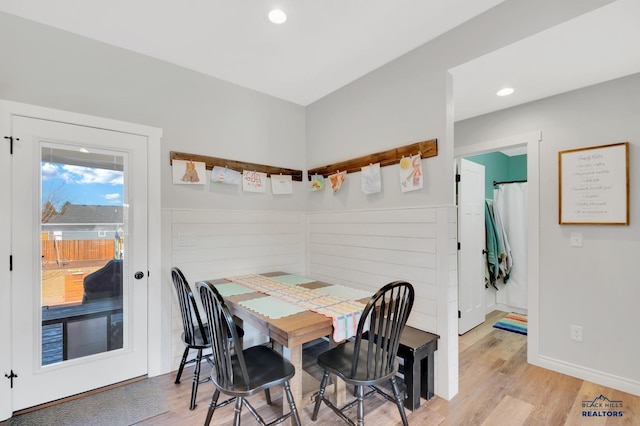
[[307, 138, 437, 178], [170, 151, 304, 182]]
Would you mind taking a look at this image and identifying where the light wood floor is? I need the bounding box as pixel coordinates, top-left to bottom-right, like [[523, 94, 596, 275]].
[[12, 310, 637, 425], [134, 312, 640, 426], [134, 310, 640, 425]]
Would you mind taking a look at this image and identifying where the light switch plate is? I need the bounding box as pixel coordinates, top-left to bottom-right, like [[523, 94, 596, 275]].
[[570, 232, 583, 247]]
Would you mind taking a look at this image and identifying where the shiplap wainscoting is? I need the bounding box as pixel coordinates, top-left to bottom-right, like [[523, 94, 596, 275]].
[[306, 206, 459, 399], [164, 209, 307, 370], [163, 206, 458, 400]]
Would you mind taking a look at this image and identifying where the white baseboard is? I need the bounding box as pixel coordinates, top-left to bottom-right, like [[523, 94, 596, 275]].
[[494, 303, 527, 315], [535, 355, 640, 397]]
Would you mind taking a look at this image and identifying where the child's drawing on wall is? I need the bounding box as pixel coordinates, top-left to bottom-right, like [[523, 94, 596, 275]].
[[172, 159, 206, 185], [182, 160, 200, 183], [399, 154, 423, 193], [329, 170, 347, 194]]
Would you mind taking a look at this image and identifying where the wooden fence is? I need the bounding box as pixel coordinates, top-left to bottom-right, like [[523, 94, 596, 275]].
[[42, 240, 115, 263]]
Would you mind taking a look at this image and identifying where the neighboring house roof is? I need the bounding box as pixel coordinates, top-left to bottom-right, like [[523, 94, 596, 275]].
[[46, 205, 123, 224]]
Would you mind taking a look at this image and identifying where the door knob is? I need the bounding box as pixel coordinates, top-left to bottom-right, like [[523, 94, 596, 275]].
[[134, 271, 145, 280]]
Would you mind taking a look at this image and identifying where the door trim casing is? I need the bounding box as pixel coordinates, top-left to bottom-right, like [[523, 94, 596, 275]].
[[0, 99, 162, 421]]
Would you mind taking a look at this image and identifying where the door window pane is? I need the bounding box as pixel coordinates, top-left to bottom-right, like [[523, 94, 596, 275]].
[[40, 145, 126, 365]]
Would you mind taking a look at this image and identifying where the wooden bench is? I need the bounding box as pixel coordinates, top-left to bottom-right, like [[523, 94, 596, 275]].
[[397, 326, 439, 411]]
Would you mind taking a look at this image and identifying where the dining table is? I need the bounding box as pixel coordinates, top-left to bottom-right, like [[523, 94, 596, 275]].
[[199, 271, 373, 421]]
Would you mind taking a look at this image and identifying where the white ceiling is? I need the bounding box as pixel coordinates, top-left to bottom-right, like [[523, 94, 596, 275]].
[[451, 0, 640, 120], [1, 0, 639, 121]]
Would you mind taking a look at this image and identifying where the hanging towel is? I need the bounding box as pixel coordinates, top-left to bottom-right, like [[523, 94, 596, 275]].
[[484, 201, 502, 289], [492, 197, 513, 282]]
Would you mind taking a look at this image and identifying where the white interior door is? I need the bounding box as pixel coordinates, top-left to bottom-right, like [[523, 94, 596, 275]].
[[10, 115, 148, 411], [457, 158, 486, 334]]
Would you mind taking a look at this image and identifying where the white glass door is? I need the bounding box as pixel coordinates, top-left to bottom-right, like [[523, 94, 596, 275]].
[[11, 116, 148, 411]]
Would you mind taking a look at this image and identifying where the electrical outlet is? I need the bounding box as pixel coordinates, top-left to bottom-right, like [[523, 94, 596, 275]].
[[571, 325, 583, 342]]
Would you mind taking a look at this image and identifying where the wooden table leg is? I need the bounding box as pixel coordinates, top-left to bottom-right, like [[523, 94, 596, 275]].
[[232, 316, 244, 350], [328, 336, 347, 407], [282, 345, 302, 425], [331, 374, 347, 407]]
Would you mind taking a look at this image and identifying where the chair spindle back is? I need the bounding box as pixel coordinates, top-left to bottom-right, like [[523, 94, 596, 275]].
[[352, 281, 414, 379], [171, 267, 208, 346], [198, 281, 250, 390]]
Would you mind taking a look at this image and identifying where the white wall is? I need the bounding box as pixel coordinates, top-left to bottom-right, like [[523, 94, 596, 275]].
[[304, 1, 613, 208], [0, 12, 307, 213], [455, 73, 640, 396]]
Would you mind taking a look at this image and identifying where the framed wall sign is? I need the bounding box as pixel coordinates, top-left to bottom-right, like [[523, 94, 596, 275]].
[[558, 142, 629, 225]]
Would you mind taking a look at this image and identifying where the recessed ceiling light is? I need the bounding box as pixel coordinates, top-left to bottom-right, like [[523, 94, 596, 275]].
[[79, 148, 90, 153], [496, 87, 515, 97], [268, 9, 287, 24]]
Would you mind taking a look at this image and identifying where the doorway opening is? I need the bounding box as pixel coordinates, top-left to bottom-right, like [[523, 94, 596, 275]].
[[454, 131, 541, 366], [463, 146, 528, 321]]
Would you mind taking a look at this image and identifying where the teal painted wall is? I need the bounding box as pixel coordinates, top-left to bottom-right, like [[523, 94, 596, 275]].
[[509, 155, 527, 182], [465, 153, 527, 199]]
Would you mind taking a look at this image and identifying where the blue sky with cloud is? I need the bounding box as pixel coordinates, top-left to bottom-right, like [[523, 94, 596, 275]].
[[41, 162, 124, 208]]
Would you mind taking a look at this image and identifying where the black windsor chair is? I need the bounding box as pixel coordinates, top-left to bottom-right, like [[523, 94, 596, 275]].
[[311, 281, 415, 426], [171, 267, 245, 410], [197, 281, 302, 426]]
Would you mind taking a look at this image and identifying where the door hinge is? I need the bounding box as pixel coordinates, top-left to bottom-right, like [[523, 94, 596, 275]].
[[9, 255, 12, 271], [4, 136, 19, 154], [4, 370, 17, 388], [455, 173, 461, 183], [457, 242, 461, 250], [458, 310, 461, 319]]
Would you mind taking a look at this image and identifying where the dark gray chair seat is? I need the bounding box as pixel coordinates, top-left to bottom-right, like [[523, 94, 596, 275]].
[[311, 281, 415, 426], [198, 281, 301, 426]]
